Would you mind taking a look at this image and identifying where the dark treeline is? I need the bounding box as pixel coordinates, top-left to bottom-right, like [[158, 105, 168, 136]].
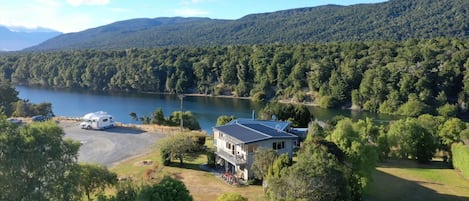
[[26, 0, 469, 51], [2, 38, 469, 117]]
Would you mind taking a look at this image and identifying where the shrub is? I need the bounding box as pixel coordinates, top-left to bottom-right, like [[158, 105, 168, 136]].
[[137, 176, 193, 201], [215, 193, 248, 201], [437, 103, 458, 117], [252, 91, 266, 102], [319, 96, 336, 108], [206, 150, 216, 167], [161, 149, 171, 166], [452, 143, 469, 179]]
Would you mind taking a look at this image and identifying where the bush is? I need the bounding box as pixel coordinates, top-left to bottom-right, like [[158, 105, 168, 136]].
[[216, 115, 236, 126], [206, 150, 216, 167], [189, 133, 207, 151], [397, 95, 429, 117], [259, 102, 313, 127], [215, 193, 248, 201], [12, 100, 54, 117], [252, 91, 266, 102], [437, 103, 458, 117], [294, 92, 306, 102], [319, 95, 336, 108], [195, 135, 206, 147], [137, 176, 193, 201], [114, 182, 139, 201], [169, 111, 201, 130], [452, 143, 469, 179], [161, 149, 171, 166]]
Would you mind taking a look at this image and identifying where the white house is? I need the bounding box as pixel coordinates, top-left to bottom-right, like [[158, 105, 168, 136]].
[[213, 120, 298, 181]]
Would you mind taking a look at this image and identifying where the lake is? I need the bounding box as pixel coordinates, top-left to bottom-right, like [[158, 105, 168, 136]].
[[16, 86, 398, 133]]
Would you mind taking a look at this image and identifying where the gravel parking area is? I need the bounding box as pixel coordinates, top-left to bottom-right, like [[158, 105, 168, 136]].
[[61, 122, 165, 167]]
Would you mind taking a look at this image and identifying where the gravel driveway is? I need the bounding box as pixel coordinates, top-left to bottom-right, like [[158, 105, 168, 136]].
[[61, 122, 165, 167]]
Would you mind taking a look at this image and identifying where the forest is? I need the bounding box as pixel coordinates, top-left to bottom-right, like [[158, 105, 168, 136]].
[[2, 38, 469, 118], [25, 0, 469, 51]]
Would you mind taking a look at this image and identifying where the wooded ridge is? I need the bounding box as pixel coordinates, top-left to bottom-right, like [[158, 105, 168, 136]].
[[25, 0, 469, 51]]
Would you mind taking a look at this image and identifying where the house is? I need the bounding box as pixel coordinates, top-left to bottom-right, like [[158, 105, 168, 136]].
[[213, 120, 298, 181], [228, 118, 308, 142]]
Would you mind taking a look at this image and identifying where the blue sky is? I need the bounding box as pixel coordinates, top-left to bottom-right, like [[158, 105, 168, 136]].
[[0, 0, 387, 33]]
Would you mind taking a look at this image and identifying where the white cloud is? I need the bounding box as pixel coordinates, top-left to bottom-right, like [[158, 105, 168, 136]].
[[174, 8, 208, 17], [67, 0, 110, 7], [0, 0, 110, 33], [0, 1, 60, 29]]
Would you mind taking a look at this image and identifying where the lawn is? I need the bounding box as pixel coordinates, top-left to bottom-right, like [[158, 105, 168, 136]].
[[110, 132, 469, 201], [110, 136, 264, 201], [367, 159, 469, 201]]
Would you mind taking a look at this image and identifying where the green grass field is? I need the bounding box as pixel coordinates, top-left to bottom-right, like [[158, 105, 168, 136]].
[[367, 159, 469, 201], [110, 135, 264, 201], [110, 133, 469, 201]]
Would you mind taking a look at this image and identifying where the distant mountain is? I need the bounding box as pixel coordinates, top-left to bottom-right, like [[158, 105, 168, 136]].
[[0, 26, 61, 51], [27, 0, 469, 51]]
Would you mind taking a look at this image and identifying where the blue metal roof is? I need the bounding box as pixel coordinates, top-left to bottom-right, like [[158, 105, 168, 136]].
[[227, 118, 291, 131], [214, 122, 297, 144], [242, 124, 296, 138]]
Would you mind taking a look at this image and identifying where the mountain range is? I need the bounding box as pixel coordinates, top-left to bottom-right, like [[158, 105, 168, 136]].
[[25, 0, 469, 51], [0, 26, 61, 51]]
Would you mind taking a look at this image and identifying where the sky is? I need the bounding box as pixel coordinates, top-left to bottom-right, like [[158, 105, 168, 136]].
[[0, 0, 388, 33]]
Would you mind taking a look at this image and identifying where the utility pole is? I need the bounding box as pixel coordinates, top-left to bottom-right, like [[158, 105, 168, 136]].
[[179, 94, 185, 131]]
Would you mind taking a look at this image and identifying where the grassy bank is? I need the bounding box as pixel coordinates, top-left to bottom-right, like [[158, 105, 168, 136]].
[[110, 138, 264, 201], [368, 159, 469, 201]]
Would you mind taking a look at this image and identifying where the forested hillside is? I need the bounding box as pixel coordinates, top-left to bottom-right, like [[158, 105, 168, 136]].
[[26, 0, 469, 51], [3, 38, 469, 117]]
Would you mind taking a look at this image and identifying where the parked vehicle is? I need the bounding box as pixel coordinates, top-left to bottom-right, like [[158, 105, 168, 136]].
[[31, 115, 46, 122], [7, 118, 22, 124], [80, 111, 115, 130]]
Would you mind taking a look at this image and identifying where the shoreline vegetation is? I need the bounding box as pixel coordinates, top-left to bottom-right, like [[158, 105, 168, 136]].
[[7, 38, 469, 119]]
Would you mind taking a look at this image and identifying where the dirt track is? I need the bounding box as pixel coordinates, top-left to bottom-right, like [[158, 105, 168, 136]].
[[60, 121, 165, 167]]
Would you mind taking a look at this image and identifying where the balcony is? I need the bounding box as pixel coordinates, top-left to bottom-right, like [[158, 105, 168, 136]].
[[215, 148, 246, 165]]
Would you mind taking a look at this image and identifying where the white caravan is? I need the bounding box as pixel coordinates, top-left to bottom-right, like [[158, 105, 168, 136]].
[[80, 111, 115, 130]]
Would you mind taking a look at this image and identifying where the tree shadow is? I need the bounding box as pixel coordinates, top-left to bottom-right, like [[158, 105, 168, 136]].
[[377, 159, 451, 169], [367, 159, 469, 201], [100, 126, 146, 134], [167, 162, 202, 171]]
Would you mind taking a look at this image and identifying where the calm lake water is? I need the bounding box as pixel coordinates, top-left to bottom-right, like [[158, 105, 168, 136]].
[[16, 86, 398, 133]]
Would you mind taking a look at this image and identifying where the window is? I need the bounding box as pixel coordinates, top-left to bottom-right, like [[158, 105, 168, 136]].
[[273, 141, 285, 150]]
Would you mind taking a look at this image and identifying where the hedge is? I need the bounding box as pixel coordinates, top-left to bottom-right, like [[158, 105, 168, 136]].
[[452, 143, 469, 179]]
